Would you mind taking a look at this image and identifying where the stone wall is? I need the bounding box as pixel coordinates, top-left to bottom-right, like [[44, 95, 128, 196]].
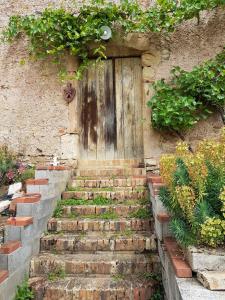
[[0, 1, 224, 163], [142, 8, 225, 161], [0, 167, 71, 300]]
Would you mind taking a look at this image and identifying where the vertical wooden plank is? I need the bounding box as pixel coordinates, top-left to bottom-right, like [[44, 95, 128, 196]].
[[115, 58, 125, 159], [67, 57, 80, 134], [133, 57, 144, 158], [122, 58, 135, 159], [104, 60, 116, 160], [130, 58, 136, 158], [96, 61, 106, 160], [79, 69, 88, 159], [87, 63, 98, 160]]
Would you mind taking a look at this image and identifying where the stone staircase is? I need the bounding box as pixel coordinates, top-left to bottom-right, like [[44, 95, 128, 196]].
[[29, 160, 159, 300]]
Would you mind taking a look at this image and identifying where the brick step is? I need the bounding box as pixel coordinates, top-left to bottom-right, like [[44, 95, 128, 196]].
[[67, 187, 146, 192], [47, 218, 153, 233], [73, 175, 146, 180], [75, 168, 146, 177], [60, 204, 150, 218], [40, 233, 156, 253], [62, 189, 148, 201], [70, 177, 147, 188], [30, 275, 155, 300], [78, 159, 144, 169], [30, 252, 159, 277]]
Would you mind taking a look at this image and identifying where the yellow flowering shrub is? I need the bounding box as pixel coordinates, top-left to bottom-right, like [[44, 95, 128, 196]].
[[159, 155, 176, 188], [175, 186, 196, 221], [159, 127, 225, 248], [197, 139, 225, 170], [219, 187, 225, 218], [175, 142, 190, 157], [184, 154, 208, 200], [220, 127, 225, 144], [200, 217, 225, 247]]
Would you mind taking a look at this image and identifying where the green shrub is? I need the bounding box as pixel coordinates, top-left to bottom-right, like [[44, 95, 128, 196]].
[[0, 145, 15, 186], [0, 145, 34, 189], [159, 128, 225, 247], [19, 168, 35, 183], [14, 277, 34, 300], [148, 50, 225, 133]]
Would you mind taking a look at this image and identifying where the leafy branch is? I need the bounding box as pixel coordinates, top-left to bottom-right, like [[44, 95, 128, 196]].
[[148, 49, 225, 134], [2, 0, 225, 79]]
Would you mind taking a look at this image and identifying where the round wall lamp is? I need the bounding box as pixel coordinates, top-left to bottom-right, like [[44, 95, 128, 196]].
[[100, 26, 112, 41]]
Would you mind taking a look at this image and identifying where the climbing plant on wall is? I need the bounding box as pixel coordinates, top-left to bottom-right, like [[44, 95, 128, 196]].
[[148, 49, 225, 135], [2, 0, 225, 79]]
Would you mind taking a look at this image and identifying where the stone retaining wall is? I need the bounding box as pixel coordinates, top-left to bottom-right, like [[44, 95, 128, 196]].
[[0, 167, 71, 300], [148, 176, 225, 300]]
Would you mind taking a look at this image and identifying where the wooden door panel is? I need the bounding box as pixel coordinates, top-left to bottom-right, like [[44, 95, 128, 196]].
[[104, 60, 116, 159], [96, 62, 106, 160], [115, 57, 143, 159], [133, 57, 143, 158], [115, 59, 125, 159], [79, 57, 143, 160]]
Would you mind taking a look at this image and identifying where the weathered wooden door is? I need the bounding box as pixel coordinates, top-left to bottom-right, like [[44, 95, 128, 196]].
[[79, 57, 143, 160]]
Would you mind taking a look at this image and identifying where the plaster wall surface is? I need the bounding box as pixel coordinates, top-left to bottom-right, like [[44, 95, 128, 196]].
[[0, 1, 224, 163]]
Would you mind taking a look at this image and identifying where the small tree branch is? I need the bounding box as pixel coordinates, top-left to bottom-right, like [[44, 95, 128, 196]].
[[171, 129, 194, 153]]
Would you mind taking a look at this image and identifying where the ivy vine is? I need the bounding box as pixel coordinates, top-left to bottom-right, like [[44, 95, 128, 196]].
[[2, 0, 225, 79], [148, 49, 225, 135]]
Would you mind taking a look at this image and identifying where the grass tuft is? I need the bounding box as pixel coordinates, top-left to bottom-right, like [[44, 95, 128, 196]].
[[48, 267, 65, 281], [129, 207, 150, 219]]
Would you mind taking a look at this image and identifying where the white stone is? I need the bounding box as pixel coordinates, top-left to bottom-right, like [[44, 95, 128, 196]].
[[142, 53, 160, 67], [0, 200, 10, 213], [186, 246, 225, 272], [123, 33, 151, 51], [8, 182, 22, 196], [60, 133, 79, 159], [176, 277, 225, 300], [143, 67, 156, 82], [144, 158, 157, 166], [197, 271, 225, 290]]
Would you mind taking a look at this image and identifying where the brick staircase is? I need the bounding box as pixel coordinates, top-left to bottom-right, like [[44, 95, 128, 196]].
[[29, 160, 159, 300]]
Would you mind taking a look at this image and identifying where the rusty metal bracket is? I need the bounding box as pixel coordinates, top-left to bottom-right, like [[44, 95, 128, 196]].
[[63, 82, 76, 104]]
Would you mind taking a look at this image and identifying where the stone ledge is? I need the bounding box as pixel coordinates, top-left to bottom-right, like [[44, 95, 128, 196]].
[[185, 246, 225, 272], [152, 182, 165, 189], [36, 165, 70, 171], [147, 175, 162, 184], [0, 241, 21, 254], [177, 277, 225, 300], [26, 179, 49, 185], [157, 213, 170, 223], [7, 217, 33, 227], [0, 270, 8, 284], [13, 194, 41, 204], [9, 194, 41, 214], [164, 237, 192, 278], [148, 181, 165, 197], [197, 271, 225, 291]]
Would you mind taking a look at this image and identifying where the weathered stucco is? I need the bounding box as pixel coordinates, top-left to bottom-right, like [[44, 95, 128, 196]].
[[0, 1, 224, 164]]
